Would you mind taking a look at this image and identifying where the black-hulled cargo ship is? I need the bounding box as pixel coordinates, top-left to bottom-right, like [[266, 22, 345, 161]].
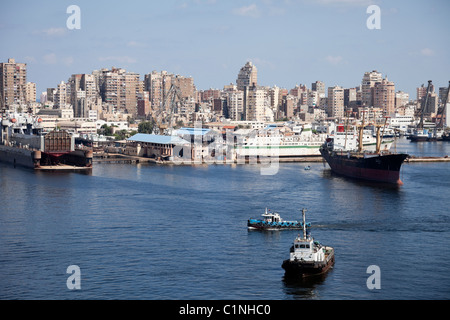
[[320, 115, 409, 185], [320, 146, 408, 185]]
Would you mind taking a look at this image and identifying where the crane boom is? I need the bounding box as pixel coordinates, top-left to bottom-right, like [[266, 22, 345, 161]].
[[151, 83, 185, 134], [418, 80, 433, 129], [436, 81, 450, 129]]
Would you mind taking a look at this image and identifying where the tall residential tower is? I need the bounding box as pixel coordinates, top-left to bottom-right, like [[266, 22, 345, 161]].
[[0, 58, 27, 108], [237, 62, 258, 91]]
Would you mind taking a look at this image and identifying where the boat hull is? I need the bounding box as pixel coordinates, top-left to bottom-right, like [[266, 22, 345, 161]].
[[247, 220, 310, 231], [0, 145, 38, 168], [410, 136, 429, 142], [320, 147, 408, 185], [0, 145, 93, 170], [282, 248, 335, 277], [236, 144, 322, 158]]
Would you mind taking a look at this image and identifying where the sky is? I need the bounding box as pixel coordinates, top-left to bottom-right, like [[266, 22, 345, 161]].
[[1, 0, 449, 100]]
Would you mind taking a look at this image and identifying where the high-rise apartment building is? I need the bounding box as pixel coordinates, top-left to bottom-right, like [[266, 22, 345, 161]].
[[25, 82, 36, 103], [144, 71, 165, 109], [245, 85, 267, 121], [425, 93, 439, 115], [373, 77, 395, 115], [237, 62, 258, 91], [54, 81, 68, 108], [439, 86, 449, 105], [327, 85, 345, 118], [174, 75, 196, 101], [281, 95, 295, 119], [144, 71, 196, 114], [416, 83, 432, 102], [201, 89, 221, 102], [416, 83, 438, 115], [312, 81, 326, 97], [0, 58, 27, 108], [395, 91, 409, 109], [361, 70, 382, 107], [226, 89, 244, 121], [290, 85, 309, 105], [268, 86, 279, 108], [46, 88, 57, 103], [97, 68, 142, 115], [137, 91, 151, 117], [69, 74, 102, 117]]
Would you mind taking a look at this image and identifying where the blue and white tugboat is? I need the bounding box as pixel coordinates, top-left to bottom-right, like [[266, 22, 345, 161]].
[[248, 208, 311, 231], [282, 209, 335, 277]]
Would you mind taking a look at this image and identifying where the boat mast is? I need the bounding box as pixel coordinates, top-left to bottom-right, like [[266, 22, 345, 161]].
[[302, 208, 307, 240], [358, 111, 365, 153], [344, 110, 350, 151], [375, 116, 389, 154]]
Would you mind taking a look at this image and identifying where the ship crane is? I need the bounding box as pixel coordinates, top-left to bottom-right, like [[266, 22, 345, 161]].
[[418, 80, 433, 129], [152, 83, 185, 135], [435, 81, 450, 130], [357, 111, 366, 153], [373, 116, 390, 154]]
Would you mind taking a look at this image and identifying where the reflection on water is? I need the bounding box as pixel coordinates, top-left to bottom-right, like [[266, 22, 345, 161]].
[[282, 268, 333, 300], [322, 168, 404, 191]]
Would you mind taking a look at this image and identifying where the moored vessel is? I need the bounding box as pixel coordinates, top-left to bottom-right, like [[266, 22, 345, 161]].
[[1, 111, 93, 170], [235, 124, 327, 158], [282, 209, 334, 277]]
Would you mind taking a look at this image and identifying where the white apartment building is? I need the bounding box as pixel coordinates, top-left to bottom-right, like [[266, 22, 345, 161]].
[[227, 90, 244, 121], [246, 86, 267, 122], [362, 70, 382, 107], [327, 85, 345, 118]]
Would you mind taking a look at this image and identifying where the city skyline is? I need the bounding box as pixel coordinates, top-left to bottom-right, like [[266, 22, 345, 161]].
[[1, 0, 449, 98]]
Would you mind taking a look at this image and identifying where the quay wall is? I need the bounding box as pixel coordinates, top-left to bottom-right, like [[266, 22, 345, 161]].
[[94, 154, 450, 165]]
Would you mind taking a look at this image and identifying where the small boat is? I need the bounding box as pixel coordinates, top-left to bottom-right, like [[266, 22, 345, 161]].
[[282, 209, 335, 277], [304, 166, 311, 171], [248, 208, 311, 230]]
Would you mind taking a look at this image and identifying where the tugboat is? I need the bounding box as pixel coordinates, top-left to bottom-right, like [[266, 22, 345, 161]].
[[248, 208, 311, 231], [282, 209, 335, 277]]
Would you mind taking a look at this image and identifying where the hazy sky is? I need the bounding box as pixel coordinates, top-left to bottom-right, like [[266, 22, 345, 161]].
[[1, 0, 449, 99]]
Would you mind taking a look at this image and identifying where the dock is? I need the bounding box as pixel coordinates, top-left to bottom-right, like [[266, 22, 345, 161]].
[[93, 153, 158, 164], [36, 165, 93, 172], [93, 153, 450, 165], [406, 156, 450, 163], [93, 154, 325, 165]]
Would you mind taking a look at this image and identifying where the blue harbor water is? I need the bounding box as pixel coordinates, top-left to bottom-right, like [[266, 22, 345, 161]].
[[1, 138, 449, 300]]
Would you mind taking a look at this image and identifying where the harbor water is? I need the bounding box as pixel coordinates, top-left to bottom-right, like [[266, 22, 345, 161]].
[[1, 138, 449, 300]]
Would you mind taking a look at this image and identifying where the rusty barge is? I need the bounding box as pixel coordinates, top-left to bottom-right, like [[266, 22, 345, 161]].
[[0, 112, 93, 171]]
